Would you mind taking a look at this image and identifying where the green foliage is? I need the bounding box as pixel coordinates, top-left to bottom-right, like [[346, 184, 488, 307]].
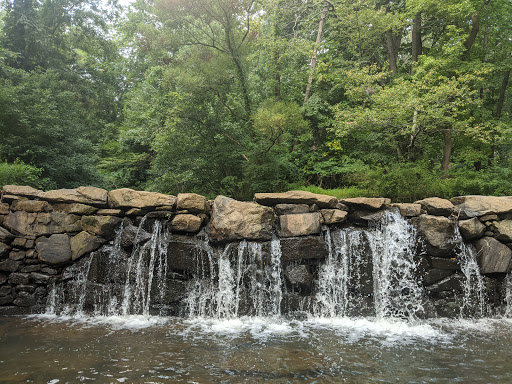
[[0, 160, 49, 189]]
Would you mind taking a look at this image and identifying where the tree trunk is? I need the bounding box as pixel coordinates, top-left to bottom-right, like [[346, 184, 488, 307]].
[[304, 1, 329, 104], [496, 70, 510, 118], [385, 29, 399, 75], [411, 13, 422, 73], [441, 129, 453, 172]]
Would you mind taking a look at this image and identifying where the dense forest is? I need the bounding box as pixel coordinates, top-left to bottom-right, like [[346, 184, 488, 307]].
[[0, 0, 511, 201]]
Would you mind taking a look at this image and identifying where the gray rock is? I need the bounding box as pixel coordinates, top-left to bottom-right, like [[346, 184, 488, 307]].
[[274, 204, 310, 215], [0, 227, 15, 242], [13, 291, 36, 307], [16, 284, 35, 293], [8, 273, 29, 285], [280, 236, 328, 262], [474, 237, 512, 274], [0, 286, 12, 296], [120, 223, 151, 248], [9, 250, 25, 261], [451, 195, 512, 218], [279, 213, 321, 237], [430, 257, 460, 270], [36, 234, 72, 265], [30, 272, 51, 284], [0, 259, 21, 272], [414, 197, 454, 216], [207, 196, 273, 242], [0, 273, 7, 284], [40, 267, 58, 275], [424, 269, 454, 285], [21, 265, 41, 273], [0, 242, 11, 257], [285, 264, 312, 289], [255, 191, 337, 208], [426, 274, 463, 293], [412, 215, 457, 257], [458, 218, 486, 240], [0, 294, 14, 305]]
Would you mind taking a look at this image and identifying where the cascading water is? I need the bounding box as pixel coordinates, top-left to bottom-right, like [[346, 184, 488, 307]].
[[505, 271, 512, 318], [184, 236, 284, 319], [314, 210, 424, 319], [454, 228, 488, 317]]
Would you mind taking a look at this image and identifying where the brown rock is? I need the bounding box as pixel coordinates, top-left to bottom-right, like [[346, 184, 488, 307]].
[[412, 215, 457, 257], [36, 234, 72, 265], [254, 191, 338, 208], [340, 197, 391, 210], [2, 185, 42, 198], [81, 215, 121, 238], [0, 242, 11, 257], [413, 197, 454, 217], [0, 258, 21, 272], [0, 227, 15, 242], [171, 214, 202, 233], [97, 209, 123, 216], [125, 208, 147, 216], [474, 237, 512, 274], [0, 203, 9, 215], [40, 186, 108, 206], [11, 200, 52, 213], [451, 195, 512, 218], [70, 231, 107, 261], [176, 193, 208, 213], [207, 196, 273, 242], [5, 211, 81, 236], [108, 188, 176, 209], [458, 218, 486, 240], [279, 213, 321, 237], [53, 203, 98, 215], [479, 214, 498, 222], [274, 204, 311, 215], [494, 220, 512, 242], [319, 209, 348, 225], [9, 249, 25, 261], [391, 203, 422, 217]]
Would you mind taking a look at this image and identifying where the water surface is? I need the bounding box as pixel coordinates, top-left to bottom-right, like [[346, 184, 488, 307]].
[[1, 315, 511, 383]]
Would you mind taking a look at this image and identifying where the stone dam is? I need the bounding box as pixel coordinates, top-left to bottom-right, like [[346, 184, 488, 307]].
[[1, 184, 512, 319]]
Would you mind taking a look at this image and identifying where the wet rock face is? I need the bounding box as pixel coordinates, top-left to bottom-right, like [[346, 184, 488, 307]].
[[412, 215, 457, 257], [474, 237, 512, 274], [207, 196, 273, 242], [36, 234, 72, 265]]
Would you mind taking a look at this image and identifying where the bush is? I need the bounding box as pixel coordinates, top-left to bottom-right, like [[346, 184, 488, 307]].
[[0, 160, 50, 189]]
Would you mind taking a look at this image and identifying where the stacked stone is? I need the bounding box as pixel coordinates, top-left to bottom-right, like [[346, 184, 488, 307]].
[[0, 185, 210, 313]]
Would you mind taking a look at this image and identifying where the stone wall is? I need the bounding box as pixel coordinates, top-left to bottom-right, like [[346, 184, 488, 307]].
[[0, 185, 511, 317]]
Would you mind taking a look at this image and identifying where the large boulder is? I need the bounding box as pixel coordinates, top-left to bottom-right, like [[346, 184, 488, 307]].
[[108, 188, 176, 209], [40, 187, 108, 206], [474, 237, 512, 274], [5, 211, 81, 236], [36, 234, 72, 265], [81, 215, 121, 238], [254, 191, 337, 208], [413, 197, 454, 216], [207, 196, 273, 242], [451, 195, 512, 218], [70, 231, 107, 261], [170, 214, 202, 233], [279, 213, 321, 237], [176, 193, 208, 213], [280, 236, 328, 262], [340, 197, 391, 210], [412, 214, 457, 257], [2, 185, 42, 198], [458, 218, 486, 240], [493, 220, 512, 242]]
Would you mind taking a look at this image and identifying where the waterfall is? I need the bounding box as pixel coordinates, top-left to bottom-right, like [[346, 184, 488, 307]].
[[184, 236, 284, 319], [455, 228, 488, 317], [315, 210, 424, 319], [505, 271, 512, 318]]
